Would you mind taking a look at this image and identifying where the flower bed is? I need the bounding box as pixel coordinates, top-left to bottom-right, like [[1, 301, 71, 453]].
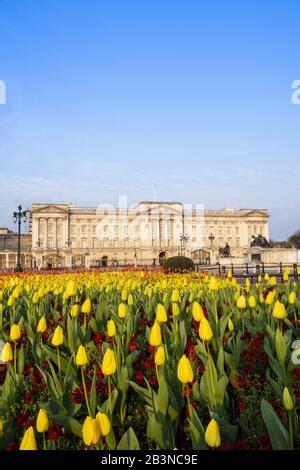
[[0, 270, 299, 450]]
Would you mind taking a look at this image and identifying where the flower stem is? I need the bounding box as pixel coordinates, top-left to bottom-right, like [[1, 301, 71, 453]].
[[43, 432, 46, 450], [81, 367, 92, 417], [14, 343, 17, 374], [57, 347, 61, 384], [155, 364, 160, 386], [108, 375, 112, 414], [288, 412, 294, 449]]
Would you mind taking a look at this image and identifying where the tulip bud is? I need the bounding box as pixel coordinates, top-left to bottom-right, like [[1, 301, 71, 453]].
[[172, 303, 180, 317], [155, 346, 165, 366], [258, 275, 262, 283], [51, 325, 63, 347], [283, 387, 294, 411], [149, 322, 162, 347], [0, 416, 3, 433], [37, 316, 47, 333], [96, 412, 111, 436], [82, 299, 91, 314], [128, 294, 134, 305], [1, 342, 13, 363], [7, 295, 14, 307], [156, 303, 167, 323], [32, 292, 39, 304], [171, 289, 180, 302], [65, 280, 76, 297], [107, 319, 116, 337], [192, 301, 204, 322], [272, 300, 287, 320], [102, 348, 116, 376], [36, 409, 49, 433], [259, 294, 265, 304], [265, 291, 275, 305], [227, 271, 232, 279], [205, 419, 221, 448], [10, 324, 21, 342], [76, 345, 89, 367], [288, 292, 296, 305], [0, 291, 3, 301], [236, 295, 246, 309], [248, 295, 256, 308], [71, 304, 79, 317], [269, 276, 277, 287], [118, 302, 127, 318], [121, 289, 128, 302], [199, 317, 213, 342], [82, 416, 95, 446], [177, 354, 194, 384], [20, 426, 37, 450], [228, 318, 234, 332]]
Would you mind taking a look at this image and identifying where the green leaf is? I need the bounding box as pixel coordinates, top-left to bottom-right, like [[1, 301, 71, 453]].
[[188, 407, 208, 450], [51, 415, 82, 439], [117, 427, 140, 450], [90, 369, 97, 417], [261, 398, 291, 450]]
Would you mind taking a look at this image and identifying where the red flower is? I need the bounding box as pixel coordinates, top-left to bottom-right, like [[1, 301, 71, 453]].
[[144, 359, 154, 369], [5, 442, 19, 451], [135, 370, 144, 382], [292, 368, 300, 380], [72, 387, 85, 404], [23, 391, 32, 404], [48, 423, 63, 441], [149, 376, 158, 386]]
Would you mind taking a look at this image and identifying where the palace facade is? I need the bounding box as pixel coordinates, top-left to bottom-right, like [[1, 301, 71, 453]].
[[30, 202, 270, 269]]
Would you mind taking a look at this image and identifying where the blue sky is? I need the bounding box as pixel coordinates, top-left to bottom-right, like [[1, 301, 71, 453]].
[[0, 0, 299, 239]]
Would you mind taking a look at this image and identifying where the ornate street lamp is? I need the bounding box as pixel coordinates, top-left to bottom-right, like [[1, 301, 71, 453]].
[[13, 205, 27, 272], [180, 234, 189, 256], [208, 233, 215, 247]]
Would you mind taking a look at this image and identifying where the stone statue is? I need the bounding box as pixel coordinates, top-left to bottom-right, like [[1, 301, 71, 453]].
[[218, 243, 231, 258], [250, 234, 271, 248]]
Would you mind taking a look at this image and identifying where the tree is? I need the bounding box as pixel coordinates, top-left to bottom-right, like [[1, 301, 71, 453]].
[[288, 230, 300, 248]]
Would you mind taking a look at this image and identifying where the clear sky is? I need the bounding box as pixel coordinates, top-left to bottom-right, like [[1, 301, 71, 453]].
[[0, 0, 299, 239]]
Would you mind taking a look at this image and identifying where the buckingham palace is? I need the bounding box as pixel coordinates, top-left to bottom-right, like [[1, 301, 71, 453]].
[[29, 201, 270, 269]]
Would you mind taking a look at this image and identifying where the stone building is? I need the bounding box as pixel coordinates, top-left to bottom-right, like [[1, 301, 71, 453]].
[[30, 202, 269, 269], [0, 228, 32, 270]]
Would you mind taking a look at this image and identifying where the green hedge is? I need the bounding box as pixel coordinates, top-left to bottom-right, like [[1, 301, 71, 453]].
[[163, 256, 195, 273]]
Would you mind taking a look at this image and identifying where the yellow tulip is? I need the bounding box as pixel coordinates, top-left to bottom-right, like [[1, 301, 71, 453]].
[[82, 416, 95, 446], [20, 426, 37, 450], [288, 292, 296, 305], [265, 291, 275, 305], [265, 273, 270, 281], [102, 348, 116, 376], [227, 271, 232, 279], [66, 280, 76, 297], [205, 419, 221, 448], [96, 412, 111, 436], [272, 300, 287, 320], [248, 295, 256, 308], [10, 324, 21, 342], [0, 416, 3, 433], [1, 342, 13, 362], [0, 291, 3, 301], [269, 276, 277, 287], [7, 295, 14, 307], [36, 409, 49, 433], [71, 304, 79, 317], [156, 303, 167, 323], [228, 318, 234, 332], [259, 294, 265, 304], [121, 289, 128, 301], [76, 345, 89, 367], [199, 317, 213, 342], [107, 319, 116, 337], [177, 354, 194, 384], [171, 289, 180, 302], [82, 298, 91, 314], [155, 346, 165, 365], [236, 295, 246, 309], [128, 293, 134, 305], [32, 292, 39, 304], [172, 303, 180, 316], [149, 322, 162, 347], [283, 387, 294, 411], [192, 301, 204, 322], [12, 286, 20, 299], [51, 325, 63, 347], [37, 316, 47, 333], [118, 302, 127, 318]]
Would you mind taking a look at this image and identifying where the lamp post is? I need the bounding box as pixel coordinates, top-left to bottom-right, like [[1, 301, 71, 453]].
[[13, 205, 27, 272], [208, 233, 215, 248], [180, 234, 189, 256]]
